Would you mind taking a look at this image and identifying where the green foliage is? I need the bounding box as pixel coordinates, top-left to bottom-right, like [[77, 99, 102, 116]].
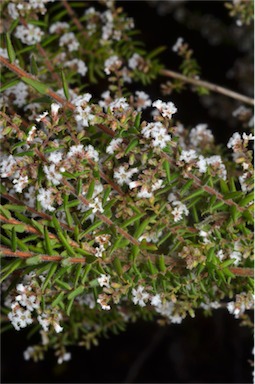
[[0, 0, 253, 366]]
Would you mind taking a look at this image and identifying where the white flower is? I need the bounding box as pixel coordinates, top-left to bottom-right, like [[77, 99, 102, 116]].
[[59, 32, 79, 52], [35, 111, 48, 122], [64, 59, 88, 76], [51, 103, 61, 116], [97, 294, 111, 310], [132, 285, 149, 307], [171, 201, 189, 222], [74, 105, 94, 127], [189, 124, 214, 147], [230, 251, 242, 265], [114, 165, 139, 186], [15, 24, 44, 45], [179, 149, 197, 163], [135, 91, 152, 111], [152, 100, 177, 119], [43, 164, 63, 185], [172, 37, 184, 52], [98, 274, 111, 288], [137, 188, 153, 199], [53, 322, 63, 333], [88, 196, 104, 214], [151, 294, 161, 307], [23, 346, 35, 361], [104, 55, 122, 75], [27, 126, 37, 144], [109, 97, 129, 112], [58, 352, 71, 364], [13, 175, 28, 193], [217, 250, 225, 261], [48, 151, 63, 164], [0, 155, 17, 178], [37, 188, 55, 212], [106, 138, 123, 154], [141, 122, 171, 149], [49, 22, 69, 34], [242, 132, 254, 141], [67, 144, 84, 158], [128, 53, 142, 70], [227, 132, 242, 149], [85, 145, 99, 162]]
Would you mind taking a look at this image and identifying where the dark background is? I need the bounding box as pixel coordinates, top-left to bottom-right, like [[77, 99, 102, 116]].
[[1, 1, 254, 383]]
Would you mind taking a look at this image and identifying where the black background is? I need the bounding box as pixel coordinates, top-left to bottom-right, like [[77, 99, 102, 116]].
[[1, 1, 254, 383]]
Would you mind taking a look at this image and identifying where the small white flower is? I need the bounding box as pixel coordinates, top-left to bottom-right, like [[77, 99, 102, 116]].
[[132, 285, 149, 307], [27, 126, 37, 144], [58, 352, 71, 364], [35, 111, 48, 122], [51, 103, 61, 116], [59, 32, 79, 52], [106, 138, 123, 154], [128, 53, 142, 70], [98, 274, 111, 288], [151, 294, 161, 307], [152, 99, 177, 119], [109, 97, 129, 112], [23, 346, 35, 361], [179, 149, 197, 163], [172, 37, 184, 52], [13, 175, 28, 193], [104, 55, 122, 75]]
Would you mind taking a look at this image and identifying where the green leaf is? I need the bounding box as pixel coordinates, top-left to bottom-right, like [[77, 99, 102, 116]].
[[52, 292, 65, 308], [0, 206, 11, 219], [81, 264, 92, 284], [6, 33, 16, 63], [42, 262, 58, 291], [2, 224, 25, 233], [30, 54, 38, 75], [55, 279, 72, 291], [121, 212, 145, 228], [163, 159, 171, 183], [11, 228, 17, 252], [113, 258, 123, 276], [133, 214, 157, 239], [124, 138, 139, 155], [61, 70, 70, 100], [21, 77, 48, 94], [158, 255, 166, 272], [43, 227, 54, 256], [0, 79, 20, 93], [86, 180, 95, 200], [25, 255, 42, 266], [68, 285, 84, 300], [182, 189, 205, 202], [57, 231, 77, 256]]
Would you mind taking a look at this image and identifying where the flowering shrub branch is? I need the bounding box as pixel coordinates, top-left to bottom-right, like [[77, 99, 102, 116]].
[[0, 0, 253, 366]]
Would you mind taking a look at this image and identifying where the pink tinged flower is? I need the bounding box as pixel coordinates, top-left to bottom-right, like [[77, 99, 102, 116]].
[[132, 285, 149, 307]]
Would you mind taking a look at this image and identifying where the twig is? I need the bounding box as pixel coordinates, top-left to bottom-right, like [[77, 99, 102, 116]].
[[160, 68, 254, 106]]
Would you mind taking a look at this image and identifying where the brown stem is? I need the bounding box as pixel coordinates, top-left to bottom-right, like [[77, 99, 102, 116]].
[[160, 68, 254, 106], [1, 246, 253, 277], [0, 214, 95, 254], [1, 192, 73, 232], [61, 179, 141, 247]]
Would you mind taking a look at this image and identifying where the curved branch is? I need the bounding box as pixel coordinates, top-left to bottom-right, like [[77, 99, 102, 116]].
[[160, 68, 254, 106]]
